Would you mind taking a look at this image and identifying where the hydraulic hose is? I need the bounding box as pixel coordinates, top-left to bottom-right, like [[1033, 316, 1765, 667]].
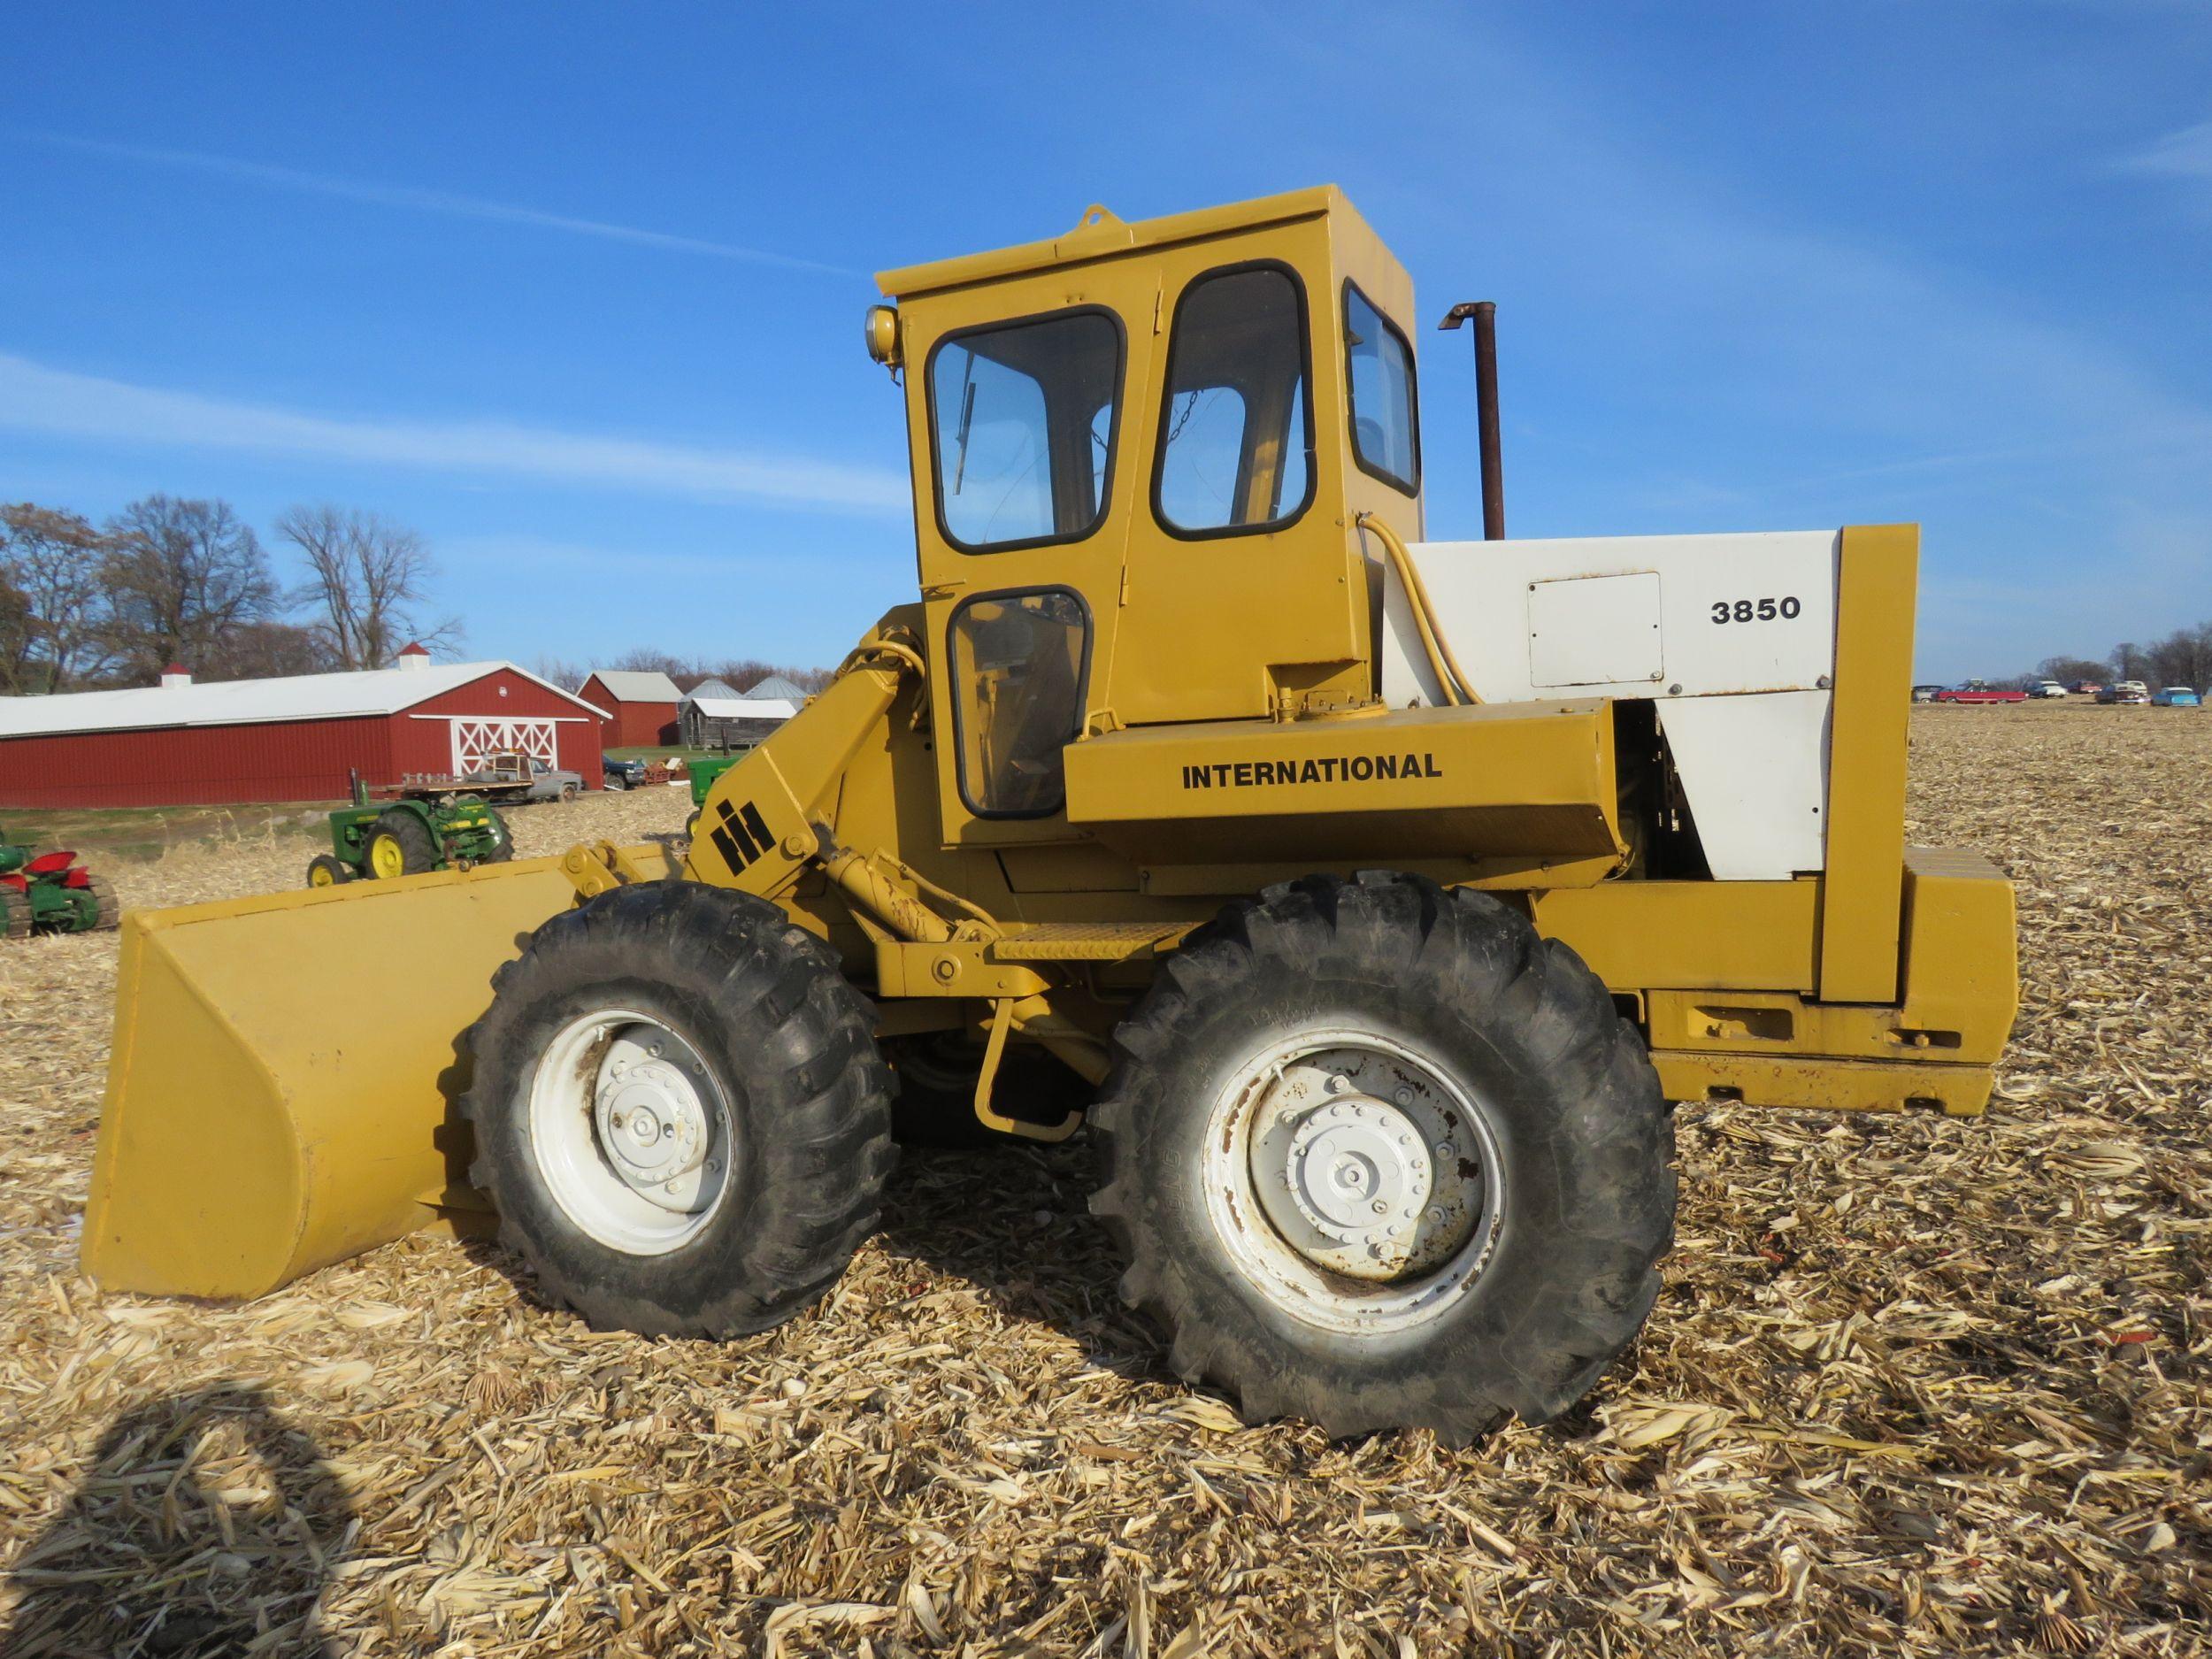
[[1356, 512, 1480, 707]]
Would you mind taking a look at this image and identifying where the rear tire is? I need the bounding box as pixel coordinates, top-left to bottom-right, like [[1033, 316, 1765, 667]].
[[364, 810, 437, 878], [484, 809, 516, 863], [84, 873, 120, 931], [2, 888, 29, 940], [462, 882, 895, 1336], [1090, 871, 1672, 1444]]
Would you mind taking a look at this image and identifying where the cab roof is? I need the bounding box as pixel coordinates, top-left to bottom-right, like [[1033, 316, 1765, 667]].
[[876, 186, 1348, 298]]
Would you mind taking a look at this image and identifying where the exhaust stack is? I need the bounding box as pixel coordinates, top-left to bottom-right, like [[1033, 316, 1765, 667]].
[[1439, 300, 1505, 540]]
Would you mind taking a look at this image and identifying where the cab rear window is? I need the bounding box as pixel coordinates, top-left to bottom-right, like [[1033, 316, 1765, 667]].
[[1343, 282, 1418, 494]]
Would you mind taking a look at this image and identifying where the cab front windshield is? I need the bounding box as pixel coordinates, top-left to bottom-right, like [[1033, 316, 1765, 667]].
[[930, 311, 1122, 552]]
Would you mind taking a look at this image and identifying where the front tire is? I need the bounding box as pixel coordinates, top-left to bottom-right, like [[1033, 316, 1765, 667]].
[[462, 882, 895, 1336], [1090, 871, 1672, 1443], [305, 855, 353, 889]]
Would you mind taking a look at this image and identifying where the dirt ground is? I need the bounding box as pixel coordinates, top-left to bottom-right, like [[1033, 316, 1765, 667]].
[[0, 710, 2205, 1657]]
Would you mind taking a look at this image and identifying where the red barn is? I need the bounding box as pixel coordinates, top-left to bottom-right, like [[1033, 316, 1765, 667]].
[[576, 670, 680, 748], [0, 652, 610, 810]]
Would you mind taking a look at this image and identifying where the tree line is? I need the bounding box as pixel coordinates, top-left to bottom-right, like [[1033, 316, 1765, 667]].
[[534, 649, 836, 698], [0, 496, 457, 695], [2026, 622, 2212, 692]]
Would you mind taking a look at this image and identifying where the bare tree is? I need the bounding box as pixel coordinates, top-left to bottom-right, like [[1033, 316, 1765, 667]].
[[2145, 622, 2212, 692], [279, 505, 461, 669], [530, 655, 590, 692], [611, 648, 690, 677], [200, 620, 338, 681], [1, 503, 113, 693], [707, 657, 836, 694], [0, 569, 31, 695], [101, 496, 279, 682], [2034, 655, 2114, 687]]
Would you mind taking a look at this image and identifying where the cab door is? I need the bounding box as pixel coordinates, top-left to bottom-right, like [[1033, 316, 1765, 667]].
[[1104, 217, 1366, 726], [902, 264, 1159, 849]]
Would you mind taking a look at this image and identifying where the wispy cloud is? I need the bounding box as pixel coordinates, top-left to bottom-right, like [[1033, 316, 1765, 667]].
[[2119, 118, 2212, 179], [0, 352, 908, 515], [29, 134, 852, 275]]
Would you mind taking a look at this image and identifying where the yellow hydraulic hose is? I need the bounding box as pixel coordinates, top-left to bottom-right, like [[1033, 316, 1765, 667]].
[[1357, 512, 1480, 707]]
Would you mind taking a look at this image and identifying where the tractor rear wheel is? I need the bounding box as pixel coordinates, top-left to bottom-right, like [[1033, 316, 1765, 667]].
[[305, 855, 353, 890], [462, 882, 895, 1337], [84, 873, 120, 930], [1, 888, 29, 940], [364, 810, 437, 879], [1090, 871, 1672, 1444], [484, 809, 516, 863]]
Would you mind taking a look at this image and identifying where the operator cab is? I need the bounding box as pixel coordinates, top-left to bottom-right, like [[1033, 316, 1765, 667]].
[[872, 188, 1425, 849]]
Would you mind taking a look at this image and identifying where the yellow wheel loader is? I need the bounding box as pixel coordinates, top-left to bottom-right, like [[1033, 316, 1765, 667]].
[[85, 189, 2017, 1442]]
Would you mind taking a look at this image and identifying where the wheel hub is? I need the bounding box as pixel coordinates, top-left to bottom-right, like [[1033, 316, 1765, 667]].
[[589, 1035, 715, 1214], [1286, 1098, 1431, 1238], [1245, 1045, 1490, 1290]]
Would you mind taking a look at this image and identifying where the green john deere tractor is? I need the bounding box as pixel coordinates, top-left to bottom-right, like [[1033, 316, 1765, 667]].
[[307, 772, 516, 888], [1, 826, 120, 939]]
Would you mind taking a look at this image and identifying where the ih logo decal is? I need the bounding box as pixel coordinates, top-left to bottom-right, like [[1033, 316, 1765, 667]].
[[708, 797, 776, 872]]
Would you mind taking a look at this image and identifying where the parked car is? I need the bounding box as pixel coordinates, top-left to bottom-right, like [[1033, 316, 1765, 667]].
[[2072, 680, 2105, 696], [2097, 680, 2151, 705], [1932, 680, 2028, 704], [2025, 680, 2069, 699], [2151, 686, 2201, 708], [1911, 684, 1945, 703], [465, 751, 584, 801], [601, 756, 649, 791]]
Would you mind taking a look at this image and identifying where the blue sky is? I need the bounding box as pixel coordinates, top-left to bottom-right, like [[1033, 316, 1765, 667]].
[[4, 2, 2208, 680]]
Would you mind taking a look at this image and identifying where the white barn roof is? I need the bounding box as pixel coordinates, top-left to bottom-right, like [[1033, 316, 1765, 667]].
[[679, 678, 741, 705], [688, 696, 798, 721], [745, 674, 810, 702], [583, 669, 682, 703], [0, 661, 608, 741]]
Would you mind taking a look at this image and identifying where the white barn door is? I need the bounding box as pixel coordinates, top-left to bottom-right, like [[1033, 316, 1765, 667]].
[[451, 718, 557, 774]]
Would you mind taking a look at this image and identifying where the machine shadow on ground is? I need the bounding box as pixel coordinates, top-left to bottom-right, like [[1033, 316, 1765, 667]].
[[456, 1130, 1189, 1393], [0, 1383, 351, 1659]]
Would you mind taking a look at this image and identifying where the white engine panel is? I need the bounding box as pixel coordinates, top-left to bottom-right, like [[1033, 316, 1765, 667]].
[[1377, 530, 1842, 879]]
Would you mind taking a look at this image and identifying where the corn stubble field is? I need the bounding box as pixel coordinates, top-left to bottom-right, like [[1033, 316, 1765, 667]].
[[0, 706, 2206, 1657]]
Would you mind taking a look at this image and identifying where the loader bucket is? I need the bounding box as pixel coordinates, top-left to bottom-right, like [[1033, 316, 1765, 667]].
[[81, 850, 672, 1301]]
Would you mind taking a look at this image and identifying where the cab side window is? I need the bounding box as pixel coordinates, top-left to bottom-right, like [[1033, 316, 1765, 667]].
[[929, 310, 1123, 553], [948, 589, 1090, 818], [1154, 265, 1314, 536], [1343, 282, 1418, 494]]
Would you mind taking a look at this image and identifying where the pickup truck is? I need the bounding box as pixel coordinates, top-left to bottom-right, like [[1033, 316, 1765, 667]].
[[1932, 681, 2027, 704], [465, 752, 584, 802]]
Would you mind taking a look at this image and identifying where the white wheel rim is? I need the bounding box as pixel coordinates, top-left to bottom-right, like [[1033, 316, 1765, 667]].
[[1201, 1025, 1504, 1335], [527, 1008, 733, 1256]]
